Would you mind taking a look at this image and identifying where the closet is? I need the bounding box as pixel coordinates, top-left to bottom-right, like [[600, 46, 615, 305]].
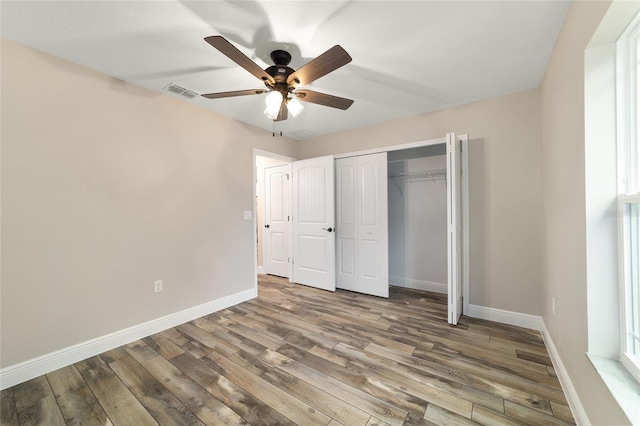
[[387, 144, 448, 294]]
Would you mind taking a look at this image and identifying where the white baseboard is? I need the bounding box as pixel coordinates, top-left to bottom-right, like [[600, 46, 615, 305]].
[[466, 304, 543, 330], [0, 287, 257, 390], [540, 321, 589, 426], [389, 276, 447, 294]]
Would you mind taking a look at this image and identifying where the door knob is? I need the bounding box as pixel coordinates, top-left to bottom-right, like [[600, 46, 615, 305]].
[[322, 227, 333, 232], [265, 224, 270, 229]]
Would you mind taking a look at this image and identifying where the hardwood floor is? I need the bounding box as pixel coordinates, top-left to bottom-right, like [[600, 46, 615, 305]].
[[1, 275, 575, 425]]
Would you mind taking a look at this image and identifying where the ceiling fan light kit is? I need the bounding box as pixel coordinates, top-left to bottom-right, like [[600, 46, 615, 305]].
[[287, 98, 304, 117], [201, 35, 354, 122], [264, 91, 284, 120]]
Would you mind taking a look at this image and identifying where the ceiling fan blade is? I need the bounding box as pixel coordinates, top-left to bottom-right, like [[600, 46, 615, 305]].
[[295, 90, 354, 110], [287, 45, 352, 87], [201, 89, 267, 99], [275, 101, 288, 121], [204, 36, 275, 85]]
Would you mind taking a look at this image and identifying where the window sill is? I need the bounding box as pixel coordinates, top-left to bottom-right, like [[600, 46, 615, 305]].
[[587, 353, 640, 425]]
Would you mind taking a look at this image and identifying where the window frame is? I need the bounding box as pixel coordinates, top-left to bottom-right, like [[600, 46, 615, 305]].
[[618, 194, 640, 384], [617, 13, 640, 384]]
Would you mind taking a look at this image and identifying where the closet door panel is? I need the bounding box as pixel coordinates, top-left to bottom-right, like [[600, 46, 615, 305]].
[[360, 162, 379, 226], [360, 239, 379, 278], [336, 158, 357, 291], [357, 152, 389, 297]]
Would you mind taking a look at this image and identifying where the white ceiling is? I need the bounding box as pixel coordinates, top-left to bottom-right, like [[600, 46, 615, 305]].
[[0, 1, 570, 140]]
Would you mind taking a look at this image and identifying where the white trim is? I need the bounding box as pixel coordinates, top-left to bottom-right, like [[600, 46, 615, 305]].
[[389, 277, 447, 294], [0, 287, 256, 390], [467, 308, 589, 424], [257, 265, 265, 274], [333, 136, 447, 159], [466, 304, 543, 330], [621, 352, 640, 384], [460, 135, 470, 315], [253, 148, 297, 163], [540, 321, 590, 426]]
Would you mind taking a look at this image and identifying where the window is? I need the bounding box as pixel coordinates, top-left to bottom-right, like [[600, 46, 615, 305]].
[[618, 14, 640, 384]]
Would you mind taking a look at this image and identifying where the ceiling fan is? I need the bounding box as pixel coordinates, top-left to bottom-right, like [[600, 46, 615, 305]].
[[201, 36, 354, 121]]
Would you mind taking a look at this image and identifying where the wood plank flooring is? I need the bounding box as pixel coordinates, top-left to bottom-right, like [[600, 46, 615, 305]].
[[1, 275, 575, 425]]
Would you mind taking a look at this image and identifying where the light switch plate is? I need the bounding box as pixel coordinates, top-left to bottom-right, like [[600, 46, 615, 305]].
[[243, 210, 252, 220]]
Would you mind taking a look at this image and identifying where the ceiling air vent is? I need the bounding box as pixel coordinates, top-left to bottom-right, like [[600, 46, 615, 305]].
[[289, 129, 317, 140], [164, 83, 200, 99]]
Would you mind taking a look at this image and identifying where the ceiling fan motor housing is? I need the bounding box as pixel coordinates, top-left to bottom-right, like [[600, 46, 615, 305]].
[[264, 49, 296, 85]]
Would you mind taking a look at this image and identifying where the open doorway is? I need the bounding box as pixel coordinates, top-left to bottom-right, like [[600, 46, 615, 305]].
[[387, 143, 448, 294], [254, 150, 294, 281]]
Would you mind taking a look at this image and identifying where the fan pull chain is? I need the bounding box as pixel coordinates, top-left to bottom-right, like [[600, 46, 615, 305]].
[[271, 121, 283, 137]]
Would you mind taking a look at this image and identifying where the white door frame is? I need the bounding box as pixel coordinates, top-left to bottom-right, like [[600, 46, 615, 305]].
[[253, 149, 296, 293]]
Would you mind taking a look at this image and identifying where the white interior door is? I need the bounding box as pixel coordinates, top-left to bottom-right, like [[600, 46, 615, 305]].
[[336, 153, 388, 297], [264, 164, 290, 278], [447, 132, 463, 324], [292, 155, 336, 291]]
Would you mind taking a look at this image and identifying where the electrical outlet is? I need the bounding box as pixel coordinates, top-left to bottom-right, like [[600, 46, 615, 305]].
[[154, 280, 163, 293], [551, 297, 556, 315]]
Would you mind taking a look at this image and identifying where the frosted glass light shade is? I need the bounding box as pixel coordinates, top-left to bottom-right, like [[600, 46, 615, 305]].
[[264, 91, 283, 120], [287, 98, 304, 117]]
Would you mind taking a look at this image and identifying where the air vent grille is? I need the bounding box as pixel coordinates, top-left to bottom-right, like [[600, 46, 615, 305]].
[[289, 129, 317, 140], [164, 83, 200, 99], [182, 90, 199, 99]]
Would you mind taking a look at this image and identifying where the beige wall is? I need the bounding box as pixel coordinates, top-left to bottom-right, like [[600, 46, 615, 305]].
[[299, 89, 542, 315], [0, 39, 297, 368], [540, 0, 628, 423]]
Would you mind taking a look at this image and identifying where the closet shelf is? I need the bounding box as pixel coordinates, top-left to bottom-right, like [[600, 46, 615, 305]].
[[388, 169, 446, 196], [388, 169, 446, 182]]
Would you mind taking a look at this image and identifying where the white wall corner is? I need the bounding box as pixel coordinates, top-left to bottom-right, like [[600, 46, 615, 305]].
[[539, 321, 590, 426], [466, 304, 543, 330], [0, 287, 257, 390]]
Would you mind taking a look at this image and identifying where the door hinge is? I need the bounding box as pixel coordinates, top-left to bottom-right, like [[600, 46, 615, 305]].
[[288, 215, 290, 222], [288, 257, 290, 263], [285, 173, 290, 180]]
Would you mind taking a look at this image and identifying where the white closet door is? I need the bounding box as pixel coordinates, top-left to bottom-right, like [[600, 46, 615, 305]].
[[292, 156, 336, 291], [357, 152, 389, 297], [336, 158, 358, 291], [264, 164, 290, 278], [447, 133, 463, 324], [336, 153, 388, 297]]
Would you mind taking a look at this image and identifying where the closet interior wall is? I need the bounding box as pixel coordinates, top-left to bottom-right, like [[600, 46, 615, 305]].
[[388, 144, 448, 293]]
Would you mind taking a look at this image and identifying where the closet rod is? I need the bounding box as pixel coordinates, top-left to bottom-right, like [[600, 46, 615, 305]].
[[388, 169, 446, 196], [388, 169, 446, 181]]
